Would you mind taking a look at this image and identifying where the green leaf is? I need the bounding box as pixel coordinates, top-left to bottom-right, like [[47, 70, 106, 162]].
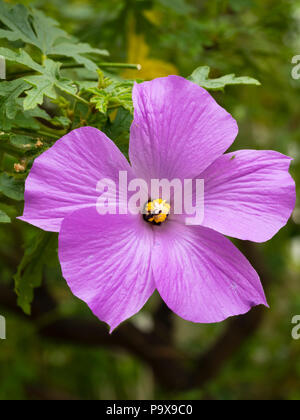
[[23, 77, 56, 110], [0, 103, 49, 131], [0, 173, 24, 201], [0, 3, 40, 46], [0, 47, 42, 72], [0, 79, 30, 119], [189, 66, 210, 82], [0, 1, 109, 68], [0, 48, 77, 110], [21, 104, 52, 122], [88, 79, 134, 114], [188, 66, 261, 91], [27, 8, 70, 55], [0, 77, 51, 129], [90, 91, 110, 113], [0, 209, 11, 223], [0, 2, 68, 54], [10, 134, 38, 151], [24, 59, 77, 109], [0, 133, 39, 156], [50, 42, 109, 72], [14, 231, 58, 315], [52, 116, 71, 128], [105, 108, 133, 158], [106, 80, 134, 113]]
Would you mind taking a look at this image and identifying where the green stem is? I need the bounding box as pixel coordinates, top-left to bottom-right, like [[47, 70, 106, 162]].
[[65, 90, 90, 106], [55, 88, 88, 105], [11, 129, 60, 140], [36, 130, 62, 139], [62, 62, 141, 70], [7, 62, 141, 80]]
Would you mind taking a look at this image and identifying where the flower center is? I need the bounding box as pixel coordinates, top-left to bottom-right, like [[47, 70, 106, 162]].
[[143, 199, 171, 225]]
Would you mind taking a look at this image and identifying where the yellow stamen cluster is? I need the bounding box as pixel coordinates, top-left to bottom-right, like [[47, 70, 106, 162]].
[[143, 199, 171, 225]]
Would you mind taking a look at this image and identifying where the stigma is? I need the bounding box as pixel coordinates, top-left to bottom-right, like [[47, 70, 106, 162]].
[[143, 199, 171, 226]]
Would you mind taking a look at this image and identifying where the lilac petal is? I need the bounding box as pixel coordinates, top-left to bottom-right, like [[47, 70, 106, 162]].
[[129, 76, 238, 183], [19, 127, 133, 232], [58, 207, 155, 332], [152, 221, 267, 323], [200, 150, 296, 242]]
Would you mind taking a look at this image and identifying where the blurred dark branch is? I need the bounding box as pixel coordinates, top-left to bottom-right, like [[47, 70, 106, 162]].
[[25, 384, 78, 400], [0, 242, 270, 392], [191, 306, 265, 388], [152, 301, 174, 344], [190, 241, 271, 388], [0, 283, 188, 390]]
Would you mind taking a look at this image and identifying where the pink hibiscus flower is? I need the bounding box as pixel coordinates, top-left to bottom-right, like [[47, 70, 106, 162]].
[[19, 76, 296, 332]]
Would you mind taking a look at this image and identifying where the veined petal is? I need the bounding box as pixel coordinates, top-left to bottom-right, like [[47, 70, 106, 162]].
[[200, 150, 296, 242], [129, 76, 238, 183], [58, 207, 155, 332], [152, 221, 267, 323], [19, 127, 132, 232]]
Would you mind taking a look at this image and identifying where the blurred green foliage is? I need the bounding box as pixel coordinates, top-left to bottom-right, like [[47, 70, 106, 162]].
[[0, 0, 300, 400]]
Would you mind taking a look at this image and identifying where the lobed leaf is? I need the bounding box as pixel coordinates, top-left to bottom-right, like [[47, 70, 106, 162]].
[[14, 231, 59, 314], [0, 1, 109, 70], [10, 134, 39, 151], [0, 173, 24, 201], [88, 79, 134, 114], [188, 66, 261, 91], [0, 79, 30, 120], [50, 42, 109, 72], [0, 209, 11, 223], [0, 49, 77, 110]]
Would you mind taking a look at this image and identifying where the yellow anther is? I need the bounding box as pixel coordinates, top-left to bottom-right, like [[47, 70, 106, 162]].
[[143, 199, 170, 225]]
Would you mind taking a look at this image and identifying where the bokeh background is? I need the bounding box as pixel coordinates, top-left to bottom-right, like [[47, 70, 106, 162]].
[[0, 0, 300, 400]]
